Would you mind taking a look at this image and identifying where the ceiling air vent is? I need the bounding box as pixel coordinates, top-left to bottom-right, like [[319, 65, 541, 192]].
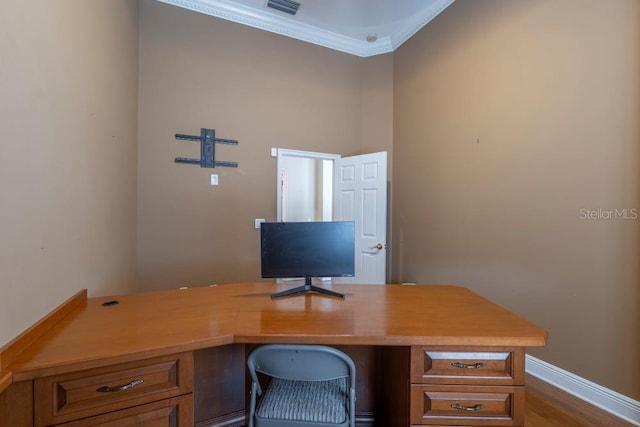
[[267, 0, 301, 16]]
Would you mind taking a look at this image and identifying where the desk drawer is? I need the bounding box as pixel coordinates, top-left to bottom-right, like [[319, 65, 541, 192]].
[[35, 352, 193, 426], [410, 385, 524, 426], [411, 347, 524, 385], [57, 394, 193, 426]]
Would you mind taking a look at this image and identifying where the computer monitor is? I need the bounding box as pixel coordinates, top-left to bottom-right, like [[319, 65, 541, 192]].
[[260, 221, 355, 299]]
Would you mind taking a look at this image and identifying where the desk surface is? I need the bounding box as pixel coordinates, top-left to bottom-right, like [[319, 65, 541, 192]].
[[9, 283, 547, 381]]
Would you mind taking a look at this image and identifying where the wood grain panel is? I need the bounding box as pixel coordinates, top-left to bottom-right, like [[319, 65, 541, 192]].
[[0, 289, 86, 373], [410, 385, 524, 426], [35, 352, 193, 426], [8, 284, 546, 383], [525, 374, 633, 427], [0, 371, 10, 395], [379, 346, 411, 427], [194, 344, 245, 425], [335, 345, 379, 416], [0, 380, 33, 426], [57, 394, 193, 426], [411, 347, 525, 386]]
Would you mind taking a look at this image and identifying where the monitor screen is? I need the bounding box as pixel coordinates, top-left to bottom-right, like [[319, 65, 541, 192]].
[[260, 221, 355, 280]]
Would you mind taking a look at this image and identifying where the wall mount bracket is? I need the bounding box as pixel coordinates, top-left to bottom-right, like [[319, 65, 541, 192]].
[[174, 128, 238, 168]]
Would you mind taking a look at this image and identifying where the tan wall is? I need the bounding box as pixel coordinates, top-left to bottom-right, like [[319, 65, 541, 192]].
[[137, 0, 393, 290], [360, 54, 394, 165], [0, 1, 139, 347], [393, 0, 640, 399]]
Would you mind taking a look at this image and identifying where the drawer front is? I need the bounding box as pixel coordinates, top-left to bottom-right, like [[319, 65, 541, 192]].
[[410, 385, 524, 426], [411, 347, 524, 385], [57, 394, 193, 426], [35, 352, 193, 426]]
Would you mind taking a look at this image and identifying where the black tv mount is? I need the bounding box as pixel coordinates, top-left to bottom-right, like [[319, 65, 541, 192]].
[[174, 128, 238, 168]]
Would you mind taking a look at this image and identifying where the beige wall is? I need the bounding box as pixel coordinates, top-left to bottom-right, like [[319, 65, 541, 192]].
[[360, 54, 394, 165], [0, 1, 139, 347], [393, 0, 639, 399], [136, 0, 393, 290]]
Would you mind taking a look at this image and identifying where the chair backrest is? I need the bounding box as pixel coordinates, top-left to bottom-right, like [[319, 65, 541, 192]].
[[247, 344, 355, 383]]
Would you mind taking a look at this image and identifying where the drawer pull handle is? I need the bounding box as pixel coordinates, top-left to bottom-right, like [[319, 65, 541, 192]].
[[96, 379, 144, 393], [451, 361, 486, 369], [451, 402, 485, 411]]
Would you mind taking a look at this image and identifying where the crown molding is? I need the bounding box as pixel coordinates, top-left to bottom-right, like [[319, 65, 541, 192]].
[[389, 0, 456, 51], [155, 0, 455, 57]]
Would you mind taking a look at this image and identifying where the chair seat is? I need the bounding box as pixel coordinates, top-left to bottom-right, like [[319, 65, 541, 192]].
[[256, 377, 348, 426]]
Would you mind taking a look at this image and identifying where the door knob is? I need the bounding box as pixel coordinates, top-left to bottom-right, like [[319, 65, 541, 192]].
[[371, 243, 384, 250]]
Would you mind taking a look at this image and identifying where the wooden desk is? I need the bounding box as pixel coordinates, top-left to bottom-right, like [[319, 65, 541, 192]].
[[1, 283, 547, 426]]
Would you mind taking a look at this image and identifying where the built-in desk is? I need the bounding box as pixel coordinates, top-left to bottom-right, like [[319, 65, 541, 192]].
[[0, 283, 547, 426]]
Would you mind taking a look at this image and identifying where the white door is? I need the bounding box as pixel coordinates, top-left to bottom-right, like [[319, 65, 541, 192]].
[[333, 152, 387, 284]]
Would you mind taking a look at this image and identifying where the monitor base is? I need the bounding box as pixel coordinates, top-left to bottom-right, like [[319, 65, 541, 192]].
[[270, 278, 345, 299]]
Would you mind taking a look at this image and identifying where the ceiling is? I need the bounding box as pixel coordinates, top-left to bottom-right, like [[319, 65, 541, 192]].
[[156, 0, 456, 57]]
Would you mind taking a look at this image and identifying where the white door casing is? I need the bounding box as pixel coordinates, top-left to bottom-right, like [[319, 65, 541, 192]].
[[333, 152, 387, 284]]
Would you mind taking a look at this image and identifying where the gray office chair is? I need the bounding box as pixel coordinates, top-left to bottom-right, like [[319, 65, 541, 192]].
[[247, 344, 356, 427]]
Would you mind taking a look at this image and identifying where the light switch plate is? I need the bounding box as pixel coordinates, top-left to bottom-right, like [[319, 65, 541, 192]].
[[210, 174, 218, 186], [255, 218, 265, 229]]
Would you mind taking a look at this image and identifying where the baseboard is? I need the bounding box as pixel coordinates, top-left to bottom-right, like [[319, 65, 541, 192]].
[[526, 355, 640, 426]]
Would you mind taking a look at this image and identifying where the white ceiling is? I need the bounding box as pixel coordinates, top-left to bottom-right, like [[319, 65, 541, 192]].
[[156, 0, 456, 57]]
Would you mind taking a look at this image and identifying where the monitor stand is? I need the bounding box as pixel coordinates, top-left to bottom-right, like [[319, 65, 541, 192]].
[[270, 277, 345, 299]]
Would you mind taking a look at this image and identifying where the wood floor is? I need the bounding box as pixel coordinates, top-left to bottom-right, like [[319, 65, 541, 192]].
[[525, 374, 634, 427]]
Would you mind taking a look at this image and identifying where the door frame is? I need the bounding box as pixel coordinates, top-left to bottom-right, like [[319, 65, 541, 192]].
[[276, 149, 341, 222]]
